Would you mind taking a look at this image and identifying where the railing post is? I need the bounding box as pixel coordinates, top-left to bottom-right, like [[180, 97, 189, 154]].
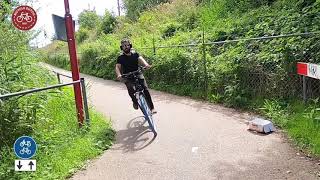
[[202, 28, 208, 99], [80, 78, 90, 126], [303, 76, 307, 104], [56, 73, 61, 84], [152, 34, 156, 55]]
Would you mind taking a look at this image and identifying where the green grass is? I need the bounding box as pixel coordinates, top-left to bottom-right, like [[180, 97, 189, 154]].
[[258, 99, 320, 157], [286, 101, 320, 155], [0, 88, 115, 180]]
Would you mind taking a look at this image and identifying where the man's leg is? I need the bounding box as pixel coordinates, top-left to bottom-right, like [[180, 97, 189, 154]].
[[125, 80, 138, 109], [139, 78, 155, 111]]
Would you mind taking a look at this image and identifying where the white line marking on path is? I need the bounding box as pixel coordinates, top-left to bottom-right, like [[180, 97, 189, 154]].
[[192, 147, 199, 153]]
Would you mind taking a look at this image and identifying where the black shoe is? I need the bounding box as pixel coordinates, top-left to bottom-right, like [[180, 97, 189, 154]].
[[133, 103, 138, 110]]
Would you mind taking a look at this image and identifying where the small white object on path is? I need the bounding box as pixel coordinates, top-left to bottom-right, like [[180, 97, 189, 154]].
[[248, 117, 276, 133], [192, 147, 199, 153]]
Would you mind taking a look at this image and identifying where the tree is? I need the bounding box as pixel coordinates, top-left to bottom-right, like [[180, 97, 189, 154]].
[[100, 11, 117, 34], [78, 10, 101, 30], [123, 0, 169, 20], [0, 0, 12, 22]]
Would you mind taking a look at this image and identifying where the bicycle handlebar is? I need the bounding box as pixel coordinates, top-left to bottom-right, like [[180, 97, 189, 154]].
[[121, 66, 147, 78]]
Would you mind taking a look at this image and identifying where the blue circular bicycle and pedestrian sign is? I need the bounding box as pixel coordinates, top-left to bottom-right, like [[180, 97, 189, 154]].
[[14, 136, 37, 159]]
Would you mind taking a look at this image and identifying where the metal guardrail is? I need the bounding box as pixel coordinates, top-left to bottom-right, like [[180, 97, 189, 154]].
[[53, 70, 72, 84], [0, 71, 90, 126], [0, 80, 80, 99]]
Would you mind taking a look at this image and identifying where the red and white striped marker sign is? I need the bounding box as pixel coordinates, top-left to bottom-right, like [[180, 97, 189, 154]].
[[297, 62, 320, 79]]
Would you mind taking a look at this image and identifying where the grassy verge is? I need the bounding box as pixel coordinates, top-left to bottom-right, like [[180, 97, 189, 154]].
[[257, 99, 320, 157], [0, 88, 115, 180], [286, 102, 320, 156]]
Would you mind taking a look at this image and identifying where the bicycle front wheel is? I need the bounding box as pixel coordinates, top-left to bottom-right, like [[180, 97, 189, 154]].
[[138, 93, 157, 136]]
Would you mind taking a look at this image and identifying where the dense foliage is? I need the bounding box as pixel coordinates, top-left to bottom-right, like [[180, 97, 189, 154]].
[[0, 11, 53, 149], [44, 0, 320, 105], [78, 10, 101, 30], [75, 10, 117, 44], [122, 0, 170, 20]]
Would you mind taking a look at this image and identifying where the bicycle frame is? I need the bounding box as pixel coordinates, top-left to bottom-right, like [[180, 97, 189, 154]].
[[122, 68, 157, 136]]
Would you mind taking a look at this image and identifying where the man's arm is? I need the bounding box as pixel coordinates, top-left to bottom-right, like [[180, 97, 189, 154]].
[[115, 63, 122, 80], [138, 56, 151, 69]]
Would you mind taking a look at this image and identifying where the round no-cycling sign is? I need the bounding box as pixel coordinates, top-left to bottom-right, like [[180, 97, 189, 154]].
[[14, 136, 37, 159]]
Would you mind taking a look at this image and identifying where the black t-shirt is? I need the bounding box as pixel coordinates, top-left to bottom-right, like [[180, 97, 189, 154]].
[[117, 52, 140, 74]]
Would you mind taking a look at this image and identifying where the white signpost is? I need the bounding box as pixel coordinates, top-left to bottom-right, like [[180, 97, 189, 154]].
[[297, 62, 320, 103], [15, 160, 36, 171], [14, 136, 37, 172], [307, 63, 320, 79], [297, 62, 320, 79]]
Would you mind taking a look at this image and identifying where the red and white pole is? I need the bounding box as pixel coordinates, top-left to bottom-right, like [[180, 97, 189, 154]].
[[64, 0, 84, 127]]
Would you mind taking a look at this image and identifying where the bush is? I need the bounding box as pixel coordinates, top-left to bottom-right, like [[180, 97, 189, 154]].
[[123, 0, 169, 20], [78, 10, 101, 30], [45, 53, 70, 70], [79, 40, 119, 79], [100, 11, 117, 34], [76, 28, 89, 43], [162, 23, 179, 39], [0, 21, 54, 150]]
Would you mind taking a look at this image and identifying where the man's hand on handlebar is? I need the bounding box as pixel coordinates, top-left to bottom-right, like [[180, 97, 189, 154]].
[[145, 64, 152, 70], [120, 65, 152, 80], [117, 75, 122, 81]]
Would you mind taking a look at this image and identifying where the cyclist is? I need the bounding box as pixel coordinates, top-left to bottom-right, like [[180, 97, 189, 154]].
[[115, 38, 157, 114]]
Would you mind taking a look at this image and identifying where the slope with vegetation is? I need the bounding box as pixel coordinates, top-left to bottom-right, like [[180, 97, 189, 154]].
[[0, 1, 115, 179], [42, 0, 320, 156]]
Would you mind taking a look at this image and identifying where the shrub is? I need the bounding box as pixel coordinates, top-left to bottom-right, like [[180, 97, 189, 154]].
[[0, 21, 54, 149], [76, 28, 89, 43], [100, 11, 117, 34]]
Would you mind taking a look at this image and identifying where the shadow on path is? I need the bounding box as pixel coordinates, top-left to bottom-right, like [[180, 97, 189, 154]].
[[112, 116, 156, 153]]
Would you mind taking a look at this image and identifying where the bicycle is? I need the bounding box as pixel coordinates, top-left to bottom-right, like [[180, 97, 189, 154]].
[[20, 139, 31, 147], [20, 147, 31, 155], [121, 67, 157, 136], [16, 12, 33, 23]]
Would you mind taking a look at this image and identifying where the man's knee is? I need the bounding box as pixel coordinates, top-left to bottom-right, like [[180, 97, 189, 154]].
[[139, 79, 148, 89], [125, 83, 134, 94]]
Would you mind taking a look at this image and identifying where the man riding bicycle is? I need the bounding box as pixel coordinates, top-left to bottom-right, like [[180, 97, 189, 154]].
[[115, 38, 157, 114]]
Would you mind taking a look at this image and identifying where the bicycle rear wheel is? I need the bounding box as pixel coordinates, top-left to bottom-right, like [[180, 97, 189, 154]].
[[138, 93, 157, 136]]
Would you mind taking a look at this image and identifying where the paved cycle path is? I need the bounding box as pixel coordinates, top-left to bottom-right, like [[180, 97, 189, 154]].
[[44, 64, 320, 180]]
